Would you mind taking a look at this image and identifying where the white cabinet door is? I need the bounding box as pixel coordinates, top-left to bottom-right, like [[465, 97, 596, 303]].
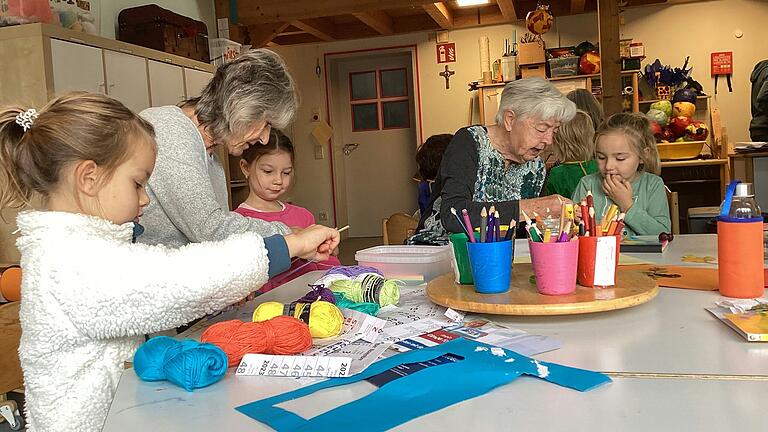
[[148, 60, 186, 107], [104, 50, 150, 113], [50, 39, 105, 95], [184, 68, 213, 99]]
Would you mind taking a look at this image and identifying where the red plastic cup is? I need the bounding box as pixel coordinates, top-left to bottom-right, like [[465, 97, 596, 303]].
[[529, 239, 578, 295], [577, 235, 620, 287]]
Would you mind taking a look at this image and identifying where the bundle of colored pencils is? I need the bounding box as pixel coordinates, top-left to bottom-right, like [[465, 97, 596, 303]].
[[450, 206, 515, 243], [524, 201, 577, 243], [577, 191, 625, 237]]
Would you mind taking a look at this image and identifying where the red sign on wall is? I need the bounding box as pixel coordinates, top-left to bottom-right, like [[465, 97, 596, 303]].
[[711, 52, 733, 76], [437, 43, 456, 64]]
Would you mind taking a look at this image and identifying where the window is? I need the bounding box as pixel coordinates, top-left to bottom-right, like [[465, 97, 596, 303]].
[[349, 67, 410, 132]]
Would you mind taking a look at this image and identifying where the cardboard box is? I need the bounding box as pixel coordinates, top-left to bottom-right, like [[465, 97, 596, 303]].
[[518, 42, 545, 65], [629, 43, 645, 58], [620, 39, 632, 58], [521, 63, 546, 79]]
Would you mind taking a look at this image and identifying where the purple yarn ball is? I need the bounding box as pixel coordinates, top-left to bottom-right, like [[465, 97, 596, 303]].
[[296, 285, 337, 304], [324, 265, 383, 278]]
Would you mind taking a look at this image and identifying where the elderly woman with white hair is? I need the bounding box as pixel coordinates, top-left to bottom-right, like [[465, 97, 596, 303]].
[[416, 78, 576, 240], [138, 49, 298, 247]]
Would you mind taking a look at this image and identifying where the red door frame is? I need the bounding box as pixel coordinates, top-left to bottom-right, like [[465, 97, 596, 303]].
[[323, 44, 423, 227]]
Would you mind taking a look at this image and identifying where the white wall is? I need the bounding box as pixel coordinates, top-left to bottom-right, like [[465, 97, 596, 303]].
[[270, 0, 768, 225], [99, 0, 216, 40]]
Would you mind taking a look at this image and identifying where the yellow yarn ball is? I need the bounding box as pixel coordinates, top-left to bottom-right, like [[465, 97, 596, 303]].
[[252, 301, 343, 339]]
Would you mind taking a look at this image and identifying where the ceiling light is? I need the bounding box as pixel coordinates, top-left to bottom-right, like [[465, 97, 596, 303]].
[[456, 0, 491, 7]]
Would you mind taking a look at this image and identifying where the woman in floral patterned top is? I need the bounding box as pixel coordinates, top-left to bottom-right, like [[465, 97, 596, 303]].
[[415, 78, 577, 242]]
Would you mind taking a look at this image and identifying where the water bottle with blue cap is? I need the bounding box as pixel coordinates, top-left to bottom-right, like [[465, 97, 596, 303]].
[[718, 181, 765, 298]]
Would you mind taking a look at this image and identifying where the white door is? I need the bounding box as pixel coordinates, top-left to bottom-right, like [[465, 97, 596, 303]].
[[332, 52, 418, 237], [50, 39, 105, 95], [103, 50, 150, 113], [148, 60, 186, 107], [184, 68, 213, 98]]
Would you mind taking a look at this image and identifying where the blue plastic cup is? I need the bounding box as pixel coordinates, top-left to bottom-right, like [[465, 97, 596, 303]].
[[466, 240, 514, 294]]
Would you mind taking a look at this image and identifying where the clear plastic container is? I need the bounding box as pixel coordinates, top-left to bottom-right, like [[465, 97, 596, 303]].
[[728, 183, 761, 219], [355, 245, 453, 284]]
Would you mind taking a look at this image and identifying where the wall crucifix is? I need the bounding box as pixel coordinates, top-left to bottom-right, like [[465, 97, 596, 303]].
[[439, 65, 455, 89]]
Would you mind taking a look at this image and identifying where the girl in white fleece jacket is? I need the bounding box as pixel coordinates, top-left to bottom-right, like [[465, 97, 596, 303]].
[[0, 93, 339, 432]]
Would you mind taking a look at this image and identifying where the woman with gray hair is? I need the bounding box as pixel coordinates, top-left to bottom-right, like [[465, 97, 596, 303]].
[[138, 49, 299, 247], [415, 78, 576, 241]]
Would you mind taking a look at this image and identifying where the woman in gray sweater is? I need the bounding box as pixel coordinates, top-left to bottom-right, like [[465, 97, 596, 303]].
[[139, 49, 297, 247]]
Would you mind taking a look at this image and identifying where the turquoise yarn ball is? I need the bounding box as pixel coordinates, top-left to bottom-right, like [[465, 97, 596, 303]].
[[134, 337, 228, 392], [163, 340, 228, 392], [134, 336, 178, 381]]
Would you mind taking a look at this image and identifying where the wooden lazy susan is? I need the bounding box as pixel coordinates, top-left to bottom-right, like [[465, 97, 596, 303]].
[[427, 263, 658, 316]]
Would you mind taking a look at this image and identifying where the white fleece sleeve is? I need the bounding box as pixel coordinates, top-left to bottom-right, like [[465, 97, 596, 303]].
[[49, 233, 270, 339]]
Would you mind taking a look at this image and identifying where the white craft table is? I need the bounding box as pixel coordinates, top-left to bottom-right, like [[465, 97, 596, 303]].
[[103, 234, 768, 431]]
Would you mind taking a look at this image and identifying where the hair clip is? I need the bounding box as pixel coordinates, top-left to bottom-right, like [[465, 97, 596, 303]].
[[15, 108, 38, 132]]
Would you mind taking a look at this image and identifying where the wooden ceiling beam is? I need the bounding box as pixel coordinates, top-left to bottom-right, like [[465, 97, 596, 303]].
[[571, 0, 587, 13], [237, 0, 437, 25], [291, 18, 336, 41], [496, 0, 518, 21], [352, 11, 394, 35], [453, 10, 508, 28], [423, 3, 454, 29], [243, 22, 290, 48], [271, 33, 325, 46]]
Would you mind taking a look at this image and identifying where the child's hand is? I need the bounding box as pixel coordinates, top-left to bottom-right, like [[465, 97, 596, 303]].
[[284, 225, 341, 262], [603, 175, 633, 212]]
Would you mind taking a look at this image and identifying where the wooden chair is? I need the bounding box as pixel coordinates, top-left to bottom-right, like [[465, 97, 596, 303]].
[[382, 213, 418, 245], [667, 190, 680, 235]]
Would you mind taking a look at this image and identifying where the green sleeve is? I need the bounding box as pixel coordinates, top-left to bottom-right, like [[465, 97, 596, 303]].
[[623, 175, 672, 235]]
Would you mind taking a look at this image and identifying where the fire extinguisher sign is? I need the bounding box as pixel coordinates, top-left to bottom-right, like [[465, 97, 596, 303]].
[[437, 43, 456, 64], [711, 52, 733, 76]]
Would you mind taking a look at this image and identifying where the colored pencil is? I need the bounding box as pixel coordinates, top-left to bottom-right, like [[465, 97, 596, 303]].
[[607, 221, 618, 237], [589, 207, 598, 237], [480, 207, 487, 243], [532, 211, 542, 231], [527, 223, 543, 242], [557, 221, 571, 242], [461, 209, 476, 242], [505, 219, 517, 241], [586, 190, 594, 209], [486, 210, 496, 242], [450, 207, 469, 238], [565, 203, 575, 223], [522, 210, 543, 238], [558, 202, 566, 236], [578, 221, 585, 236], [580, 200, 590, 233], [543, 228, 552, 243], [495, 211, 501, 241], [602, 204, 618, 233]]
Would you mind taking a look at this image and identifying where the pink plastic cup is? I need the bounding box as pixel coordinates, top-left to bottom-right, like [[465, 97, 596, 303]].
[[529, 239, 578, 295]]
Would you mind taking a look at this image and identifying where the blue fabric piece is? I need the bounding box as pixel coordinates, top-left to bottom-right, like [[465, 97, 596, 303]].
[[235, 338, 611, 431], [263, 235, 290, 278]]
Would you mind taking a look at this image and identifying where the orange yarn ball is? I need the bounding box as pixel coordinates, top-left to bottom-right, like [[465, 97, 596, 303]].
[[0, 267, 22, 302], [200, 316, 313, 367]]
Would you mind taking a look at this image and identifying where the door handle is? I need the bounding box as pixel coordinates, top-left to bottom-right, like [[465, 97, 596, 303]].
[[342, 143, 359, 156]]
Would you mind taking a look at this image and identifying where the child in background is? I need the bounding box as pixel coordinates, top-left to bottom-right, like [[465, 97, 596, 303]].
[[414, 134, 453, 215], [567, 89, 604, 131], [542, 110, 598, 198], [0, 93, 339, 432], [236, 129, 341, 292], [572, 112, 671, 236]]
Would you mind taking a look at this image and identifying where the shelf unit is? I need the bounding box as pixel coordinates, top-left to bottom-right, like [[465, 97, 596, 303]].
[[475, 70, 641, 125]]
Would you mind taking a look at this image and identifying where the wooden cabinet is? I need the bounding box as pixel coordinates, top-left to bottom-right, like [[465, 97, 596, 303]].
[[0, 23, 216, 263], [183, 68, 213, 98], [148, 60, 186, 107], [50, 38, 105, 95]]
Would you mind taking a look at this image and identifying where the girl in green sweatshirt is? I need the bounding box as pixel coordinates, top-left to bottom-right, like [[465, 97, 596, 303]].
[[543, 110, 598, 198], [572, 112, 671, 237]]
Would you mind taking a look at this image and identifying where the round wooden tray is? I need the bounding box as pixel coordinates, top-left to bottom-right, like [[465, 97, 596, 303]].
[[427, 263, 658, 316]]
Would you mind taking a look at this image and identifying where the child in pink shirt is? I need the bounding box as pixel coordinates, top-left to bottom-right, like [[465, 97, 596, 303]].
[[235, 129, 340, 292]]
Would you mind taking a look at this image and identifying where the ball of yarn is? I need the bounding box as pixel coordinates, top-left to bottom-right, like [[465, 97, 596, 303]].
[[330, 275, 400, 306], [201, 317, 313, 367], [0, 267, 22, 302], [162, 340, 228, 392], [311, 265, 384, 290], [134, 336, 228, 392], [296, 285, 336, 304], [252, 301, 343, 339], [133, 336, 178, 381], [334, 292, 380, 316]]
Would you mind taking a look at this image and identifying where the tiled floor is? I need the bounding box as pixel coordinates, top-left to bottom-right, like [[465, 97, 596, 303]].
[[337, 236, 383, 265]]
